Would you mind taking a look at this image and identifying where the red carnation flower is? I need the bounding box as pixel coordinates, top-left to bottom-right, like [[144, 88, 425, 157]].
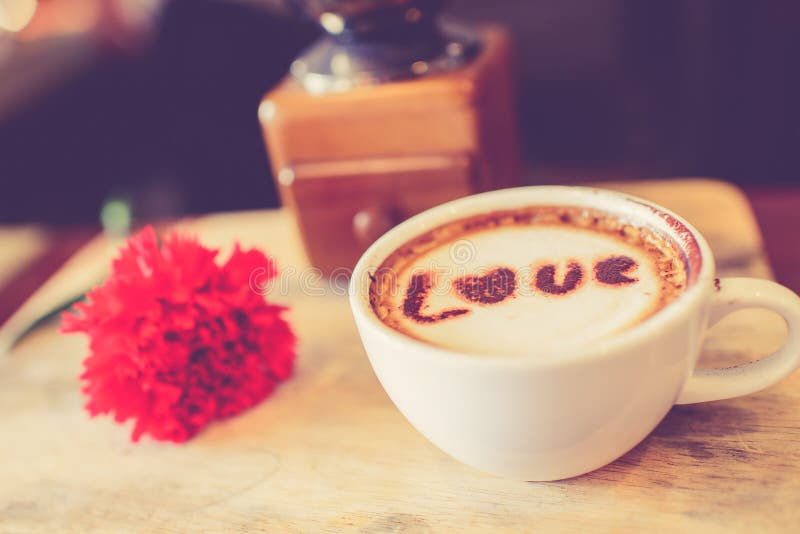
[[62, 226, 296, 443]]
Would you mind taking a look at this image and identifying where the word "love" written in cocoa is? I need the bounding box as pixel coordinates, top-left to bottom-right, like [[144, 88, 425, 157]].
[[403, 255, 638, 324]]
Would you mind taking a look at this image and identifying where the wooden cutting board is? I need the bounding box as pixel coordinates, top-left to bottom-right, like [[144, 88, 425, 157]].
[[1, 179, 798, 533]]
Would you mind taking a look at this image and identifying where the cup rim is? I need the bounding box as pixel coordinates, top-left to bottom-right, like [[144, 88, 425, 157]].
[[348, 185, 715, 368]]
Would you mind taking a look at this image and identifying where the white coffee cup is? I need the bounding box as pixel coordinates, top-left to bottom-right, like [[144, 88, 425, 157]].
[[348, 186, 800, 481]]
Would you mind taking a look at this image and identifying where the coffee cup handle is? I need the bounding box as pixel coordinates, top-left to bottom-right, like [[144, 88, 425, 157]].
[[676, 277, 800, 404]]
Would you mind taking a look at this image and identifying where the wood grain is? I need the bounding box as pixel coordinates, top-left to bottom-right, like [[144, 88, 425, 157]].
[[1, 179, 798, 533], [260, 27, 522, 274], [283, 153, 475, 273]]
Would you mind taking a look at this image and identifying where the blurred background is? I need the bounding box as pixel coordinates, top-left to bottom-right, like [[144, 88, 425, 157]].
[[1, 0, 799, 224]]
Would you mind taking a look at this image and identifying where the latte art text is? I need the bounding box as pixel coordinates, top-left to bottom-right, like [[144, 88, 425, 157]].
[[369, 205, 689, 355], [403, 255, 640, 324]]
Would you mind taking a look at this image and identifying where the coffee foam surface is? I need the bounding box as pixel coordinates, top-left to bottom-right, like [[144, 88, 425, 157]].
[[370, 207, 688, 356]]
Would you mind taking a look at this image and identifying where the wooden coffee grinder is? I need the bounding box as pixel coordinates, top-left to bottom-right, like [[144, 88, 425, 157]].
[[259, 0, 521, 273]]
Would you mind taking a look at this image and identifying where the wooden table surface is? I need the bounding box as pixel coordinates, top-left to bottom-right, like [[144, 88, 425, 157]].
[[1, 179, 799, 533]]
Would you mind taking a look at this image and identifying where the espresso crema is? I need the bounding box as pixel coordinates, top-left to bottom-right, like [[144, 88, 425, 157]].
[[369, 206, 689, 355]]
